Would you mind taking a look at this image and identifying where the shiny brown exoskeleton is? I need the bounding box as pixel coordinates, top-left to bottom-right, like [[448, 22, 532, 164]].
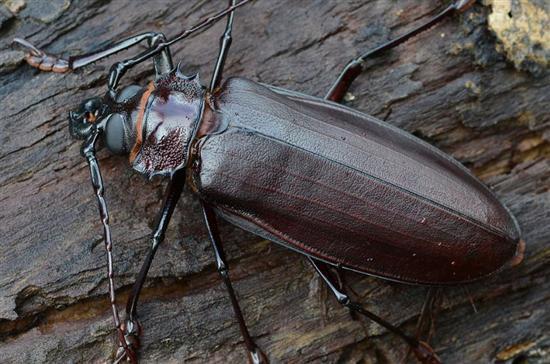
[[13, 1, 524, 363], [195, 76, 522, 284]]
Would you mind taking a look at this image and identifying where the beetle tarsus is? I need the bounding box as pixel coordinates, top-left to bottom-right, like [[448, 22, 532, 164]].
[[114, 344, 138, 364], [412, 341, 442, 364], [12, 38, 70, 73], [113, 319, 140, 364], [248, 346, 269, 364], [123, 318, 142, 348]]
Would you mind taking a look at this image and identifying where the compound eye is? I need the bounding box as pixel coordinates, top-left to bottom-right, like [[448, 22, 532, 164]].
[[104, 113, 129, 155], [116, 85, 142, 102]]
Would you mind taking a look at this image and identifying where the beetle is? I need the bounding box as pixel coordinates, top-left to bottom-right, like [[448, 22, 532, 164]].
[[12, 0, 525, 363]]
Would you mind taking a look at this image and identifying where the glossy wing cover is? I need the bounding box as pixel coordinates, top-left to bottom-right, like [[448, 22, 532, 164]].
[[192, 77, 521, 285]]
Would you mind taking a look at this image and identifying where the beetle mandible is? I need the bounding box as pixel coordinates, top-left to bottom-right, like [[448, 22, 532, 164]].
[[12, 0, 525, 363]]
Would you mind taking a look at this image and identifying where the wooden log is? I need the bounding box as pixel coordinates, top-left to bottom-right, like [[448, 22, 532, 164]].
[[0, 1, 548, 363]]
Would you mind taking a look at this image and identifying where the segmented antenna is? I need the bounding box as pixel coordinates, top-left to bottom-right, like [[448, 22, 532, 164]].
[[107, 0, 252, 90], [81, 132, 137, 363], [13, 0, 253, 77]]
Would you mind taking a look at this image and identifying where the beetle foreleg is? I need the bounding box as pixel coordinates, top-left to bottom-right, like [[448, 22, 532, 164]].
[[308, 257, 441, 364], [202, 203, 268, 364], [209, 0, 236, 91], [325, 0, 475, 103], [148, 33, 174, 77], [106, 0, 250, 92], [13, 31, 172, 74], [81, 132, 137, 363]]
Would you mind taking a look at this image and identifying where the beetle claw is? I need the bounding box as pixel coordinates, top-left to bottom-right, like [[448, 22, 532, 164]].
[[112, 319, 141, 363], [114, 345, 138, 364], [248, 346, 269, 364], [412, 341, 442, 364], [123, 318, 142, 347], [12, 37, 70, 73]]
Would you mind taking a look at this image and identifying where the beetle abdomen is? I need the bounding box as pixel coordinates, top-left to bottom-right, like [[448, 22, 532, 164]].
[[194, 78, 521, 285]]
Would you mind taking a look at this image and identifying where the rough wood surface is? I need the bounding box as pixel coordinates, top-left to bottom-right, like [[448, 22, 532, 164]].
[[0, 1, 548, 363]]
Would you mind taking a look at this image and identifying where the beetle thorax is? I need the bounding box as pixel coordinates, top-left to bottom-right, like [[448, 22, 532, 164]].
[[130, 70, 205, 178]]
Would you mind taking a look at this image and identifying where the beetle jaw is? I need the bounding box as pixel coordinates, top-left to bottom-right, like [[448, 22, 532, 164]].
[[68, 97, 108, 140]]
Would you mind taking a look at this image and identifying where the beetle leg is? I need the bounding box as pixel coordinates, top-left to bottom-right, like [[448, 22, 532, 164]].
[[403, 288, 440, 364], [148, 33, 174, 77], [334, 268, 360, 322], [325, 0, 475, 103], [81, 132, 137, 363], [13, 32, 172, 74], [308, 257, 442, 364], [106, 1, 250, 92], [14, 1, 250, 90], [209, 0, 236, 91], [120, 169, 185, 361], [415, 288, 439, 341], [202, 203, 269, 364]]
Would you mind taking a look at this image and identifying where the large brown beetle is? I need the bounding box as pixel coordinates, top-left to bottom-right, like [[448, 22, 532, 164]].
[[12, 0, 525, 363]]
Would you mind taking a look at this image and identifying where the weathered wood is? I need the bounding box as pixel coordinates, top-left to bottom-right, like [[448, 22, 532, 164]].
[[0, 1, 548, 363]]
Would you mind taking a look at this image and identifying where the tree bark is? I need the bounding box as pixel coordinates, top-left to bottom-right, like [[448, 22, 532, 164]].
[[0, 1, 548, 363]]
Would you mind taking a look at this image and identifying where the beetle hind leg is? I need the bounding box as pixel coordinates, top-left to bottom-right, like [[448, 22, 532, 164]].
[[416, 288, 441, 343], [202, 203, 268, 364], [309, 257, 441, 364], [402, 288, 442, 364]]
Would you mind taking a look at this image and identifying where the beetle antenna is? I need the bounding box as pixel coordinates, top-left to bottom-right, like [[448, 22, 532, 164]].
[[106, 0, 252, 91], [13, 0, 252, 75], [81, 132, 137, 363]]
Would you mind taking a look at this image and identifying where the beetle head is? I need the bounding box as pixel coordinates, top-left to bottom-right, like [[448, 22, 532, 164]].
[[69, 85, 146, 155], [69, 97, 105, 139], [69, 69, 205, 178]]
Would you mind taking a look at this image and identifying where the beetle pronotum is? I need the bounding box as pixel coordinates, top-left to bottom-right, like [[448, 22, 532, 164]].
[[13, 0, 525, 363]]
